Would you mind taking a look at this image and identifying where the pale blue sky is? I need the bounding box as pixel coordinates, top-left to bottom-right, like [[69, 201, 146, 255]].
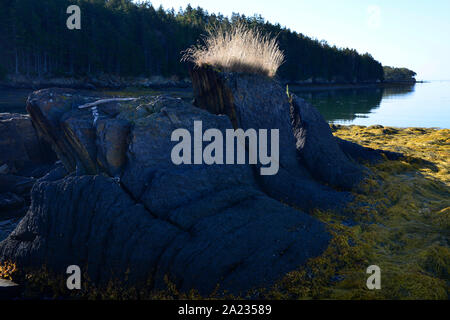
[[136, 0, 450, 80]]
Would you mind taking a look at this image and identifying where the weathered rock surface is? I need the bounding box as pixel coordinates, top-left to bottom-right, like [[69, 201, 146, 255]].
[[0, 112, 58, 222], [191, 68, 359, 212], [1, 175, 330, 294], [0, 90, 332, 295], [26, 88, 104, 173], [0, 218, 20, 242], [0, 113, 55, 175], [290, 94, 365, 189], [1, 70, 404, 295]]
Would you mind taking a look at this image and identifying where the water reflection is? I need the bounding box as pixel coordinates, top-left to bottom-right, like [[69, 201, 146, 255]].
[[382, 84, 415, 99], [291, 84, 415, 123], [2, 82, 448, 128]]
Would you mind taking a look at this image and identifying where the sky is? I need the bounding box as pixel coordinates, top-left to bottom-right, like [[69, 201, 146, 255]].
[[135, 0, 450, 80]]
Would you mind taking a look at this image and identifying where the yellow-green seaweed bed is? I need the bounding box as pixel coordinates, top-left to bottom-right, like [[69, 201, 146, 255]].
[[269, 125, 449, 300]]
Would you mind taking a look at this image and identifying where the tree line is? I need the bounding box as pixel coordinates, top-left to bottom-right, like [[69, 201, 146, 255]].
[[383, 66, 417, 82], [0, 0, 385, 83]]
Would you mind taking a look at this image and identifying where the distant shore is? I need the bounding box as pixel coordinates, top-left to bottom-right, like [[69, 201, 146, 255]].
[[0, 74, 419, 91], [287, 80, 418, 92], [0, 74, 192, 91]]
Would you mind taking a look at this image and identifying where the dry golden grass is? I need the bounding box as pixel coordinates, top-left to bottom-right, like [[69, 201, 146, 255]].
[[182, 23, 285, 77]]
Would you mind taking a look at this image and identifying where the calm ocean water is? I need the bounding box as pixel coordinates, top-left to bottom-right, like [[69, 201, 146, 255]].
[[1, 81, 449, 128], [293, 81, 450, 129]]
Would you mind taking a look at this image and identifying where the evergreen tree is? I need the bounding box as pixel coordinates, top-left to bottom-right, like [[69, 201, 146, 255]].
[[0, 0, 385, 82]]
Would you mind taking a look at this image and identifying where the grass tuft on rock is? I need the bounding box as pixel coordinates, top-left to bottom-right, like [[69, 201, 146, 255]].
[[182, 23, 285, 77]]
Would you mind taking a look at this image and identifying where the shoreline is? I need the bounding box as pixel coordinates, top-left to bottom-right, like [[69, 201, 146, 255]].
[[0, 74, 419, 91], [0, 74, 192, 91], [287, 81, 419, 92]]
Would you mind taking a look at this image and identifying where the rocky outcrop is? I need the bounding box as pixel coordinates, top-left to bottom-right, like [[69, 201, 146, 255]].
[[25, 88, 102, 173], [1, 90, 331, 295], [290, 94, 365, 189], [1, 70, 403, 294], [2, 174, 330, 294], [191, 68, 363, 212]]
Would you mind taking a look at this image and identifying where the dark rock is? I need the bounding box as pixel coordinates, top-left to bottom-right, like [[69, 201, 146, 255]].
[[290, 94, 365, 189], [191, 68, 353, 212], [96, 118, 130, 177], [60, 109, 99, 175], [0, 74, 407, 295], [26, 88, 103, 172], [27, 89, 134, 175], [0, 113, 55, 174], [0, 91, 331, 295], [17, 163, 56, 179], [1, 174, 330, 295], [0, 218, 21, 242], [0, 193, 25, 219], [37, 162, 68, 183]]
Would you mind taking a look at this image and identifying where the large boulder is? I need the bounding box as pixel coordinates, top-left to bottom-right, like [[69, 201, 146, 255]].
[[290, 94, 365, 189], [0, 90, 331, 295], [191, 68, 358, 212], [1, 174, 330, 294], [26, 88, 106, 173]]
